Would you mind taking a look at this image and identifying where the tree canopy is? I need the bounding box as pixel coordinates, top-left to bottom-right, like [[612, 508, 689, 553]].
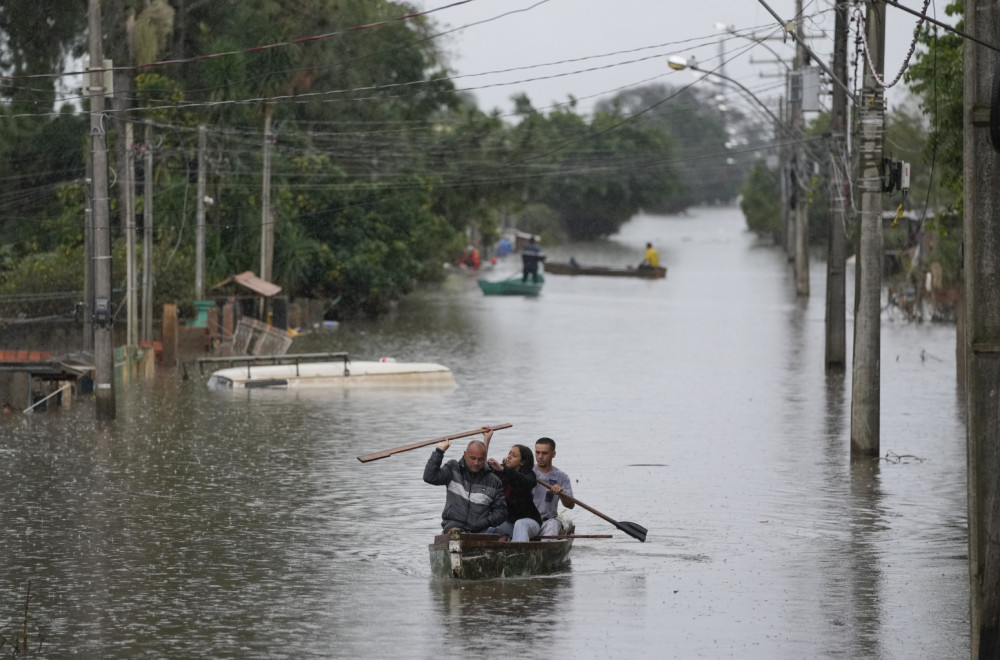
[[0, 1, 767, 320]]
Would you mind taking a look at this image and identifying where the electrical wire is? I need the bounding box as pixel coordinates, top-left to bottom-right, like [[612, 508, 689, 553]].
[[854, 0, 932, 89]]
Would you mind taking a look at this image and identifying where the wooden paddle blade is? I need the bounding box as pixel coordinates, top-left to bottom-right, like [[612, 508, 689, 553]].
[[615, 521, 647, 542]]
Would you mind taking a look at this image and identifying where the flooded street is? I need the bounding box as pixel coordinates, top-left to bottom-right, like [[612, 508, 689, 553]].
[[0, 206, 967, 658]]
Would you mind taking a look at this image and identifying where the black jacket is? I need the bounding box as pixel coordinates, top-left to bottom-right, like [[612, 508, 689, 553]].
[[496, 464, 542, 525]]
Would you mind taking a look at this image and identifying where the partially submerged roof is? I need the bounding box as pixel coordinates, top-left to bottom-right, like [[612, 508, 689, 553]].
[[0, 350, 94, 379], [211, 271, 282, 298]]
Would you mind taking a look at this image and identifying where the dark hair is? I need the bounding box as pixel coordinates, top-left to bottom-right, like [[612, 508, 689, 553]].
[[514, 445, 534, 472], [535, 437, 555, 451]]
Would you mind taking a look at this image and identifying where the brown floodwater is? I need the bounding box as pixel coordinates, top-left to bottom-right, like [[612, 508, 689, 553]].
[[0, 207, 967, 658]]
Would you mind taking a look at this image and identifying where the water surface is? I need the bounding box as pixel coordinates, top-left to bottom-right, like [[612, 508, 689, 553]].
[[1, 207, 967, 658]]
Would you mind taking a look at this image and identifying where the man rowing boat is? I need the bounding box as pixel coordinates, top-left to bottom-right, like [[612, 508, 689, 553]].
[[532, 437, 575, 536]]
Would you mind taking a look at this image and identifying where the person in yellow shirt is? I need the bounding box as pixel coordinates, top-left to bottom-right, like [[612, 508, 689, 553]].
[[641, 242, 659, 269]]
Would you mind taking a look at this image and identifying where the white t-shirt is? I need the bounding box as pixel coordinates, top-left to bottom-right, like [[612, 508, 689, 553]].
[[532, 466, 573, 521]]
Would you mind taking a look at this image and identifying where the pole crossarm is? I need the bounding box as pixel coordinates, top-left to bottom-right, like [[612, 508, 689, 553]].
[[755, 0, 859, 105]]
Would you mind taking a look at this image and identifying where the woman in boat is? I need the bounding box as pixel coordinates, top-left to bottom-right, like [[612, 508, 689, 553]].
[[486, 445, 543, 542]]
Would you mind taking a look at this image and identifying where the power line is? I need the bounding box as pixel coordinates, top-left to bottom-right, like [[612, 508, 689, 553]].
[[881, 0, 1000, 54]]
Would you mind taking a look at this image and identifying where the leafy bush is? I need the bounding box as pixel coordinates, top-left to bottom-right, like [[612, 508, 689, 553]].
[[740, 159, 781, 238]]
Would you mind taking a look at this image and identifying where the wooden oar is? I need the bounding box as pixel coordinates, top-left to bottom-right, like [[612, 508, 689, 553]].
[[535, 480, 647, 542], [356, 423, 512, 463], [539, 534, 613, 539]]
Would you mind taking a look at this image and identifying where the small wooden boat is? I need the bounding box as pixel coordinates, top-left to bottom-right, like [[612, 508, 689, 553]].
[[429, 521, 575, 579], [477, 274, 544, 296], [544, 262, 667, 279], [206, 356, 455, 390]]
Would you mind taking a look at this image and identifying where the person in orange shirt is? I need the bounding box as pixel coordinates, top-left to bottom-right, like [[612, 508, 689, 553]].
[[460, 245, 481, 270]]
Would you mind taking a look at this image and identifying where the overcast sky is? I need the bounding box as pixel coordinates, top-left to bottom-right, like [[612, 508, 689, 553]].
[[411, 0, 938, 120]]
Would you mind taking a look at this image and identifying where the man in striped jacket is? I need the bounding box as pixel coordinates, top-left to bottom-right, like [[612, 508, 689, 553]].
[[424, 438, 506, 533]]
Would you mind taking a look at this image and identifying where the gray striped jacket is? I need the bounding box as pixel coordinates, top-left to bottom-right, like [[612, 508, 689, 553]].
[[424, 448, 506, 532]]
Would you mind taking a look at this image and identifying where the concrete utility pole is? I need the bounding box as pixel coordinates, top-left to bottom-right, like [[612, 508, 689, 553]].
[[142, 123, 153, 343], [964, 1, 1000, 654], [780, 97, 792, 256], [84, 143, 94, 351], [824, 0, 849, 369], [196, 125, 206, 301], [125, 121, 137, 347], [850, 1, 885, 457], [88, 0, 115, 420], [260, 107, 274, 287], [791, 0, 809, 297]]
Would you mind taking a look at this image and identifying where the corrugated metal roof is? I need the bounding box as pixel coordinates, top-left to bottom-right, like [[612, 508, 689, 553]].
[[211, 271, 282, 297]]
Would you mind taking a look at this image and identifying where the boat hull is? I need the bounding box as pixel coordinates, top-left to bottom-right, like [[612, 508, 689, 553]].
[[544, 262, 667, 279], [206, 360, 455, 390], [477, 275, 544, 296], [429, 523, 574, 579]]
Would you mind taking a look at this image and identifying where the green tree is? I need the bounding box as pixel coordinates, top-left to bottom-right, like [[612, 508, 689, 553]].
[[597, 84, 754, 210], [0, 0, 86, 109], [509, 102, 681, 240], [740, 158, 780, 238], [904, 3, 964, 205], [902, 1, 963, 286]]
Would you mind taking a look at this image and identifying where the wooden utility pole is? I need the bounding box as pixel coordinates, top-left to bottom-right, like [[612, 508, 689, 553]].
[[142, 123, 153, 343], [88, 0, 115, 420], [964, 1, 1000, 654], [195, 125, 206, 301], [850, 1, 885, 457], [824, 0, 849, 368], [792, 0, 809, 296]]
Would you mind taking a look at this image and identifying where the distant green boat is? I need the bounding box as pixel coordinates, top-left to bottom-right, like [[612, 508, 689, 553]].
[[477, 274, 544, 296]]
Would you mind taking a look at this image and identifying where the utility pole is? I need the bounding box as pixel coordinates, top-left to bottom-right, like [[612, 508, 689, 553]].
[[88, 0, 115, 420], [964, 1, 1000, 653], [780, 97, 792, 255], [84, 142, 94, 351], [850, 1, 885, 457], [195, 125, 206, 301], [142, 123, 153, 343], [260, 107, 274, 288], [791, 0, 809, 296], [125, 121, 137, 347], [824, 0, 849, 369]]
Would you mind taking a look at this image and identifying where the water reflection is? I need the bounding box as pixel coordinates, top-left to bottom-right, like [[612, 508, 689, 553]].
[[847, 459, 886, 658], [432, 575, 572, 650]]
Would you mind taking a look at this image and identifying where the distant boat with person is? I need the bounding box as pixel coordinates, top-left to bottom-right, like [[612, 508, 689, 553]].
[[477, 274, 545, 296], [543, 262, 667, 280]]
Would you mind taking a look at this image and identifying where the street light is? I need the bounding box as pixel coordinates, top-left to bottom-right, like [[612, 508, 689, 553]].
[[667, 55, 788, 134]]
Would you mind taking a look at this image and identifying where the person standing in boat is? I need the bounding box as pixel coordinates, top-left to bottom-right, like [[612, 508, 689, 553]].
[[533, 437, 575, 537], [423, 434, 506, 533], [485, 444, 543, 542], [521, 236, 544, 283]]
